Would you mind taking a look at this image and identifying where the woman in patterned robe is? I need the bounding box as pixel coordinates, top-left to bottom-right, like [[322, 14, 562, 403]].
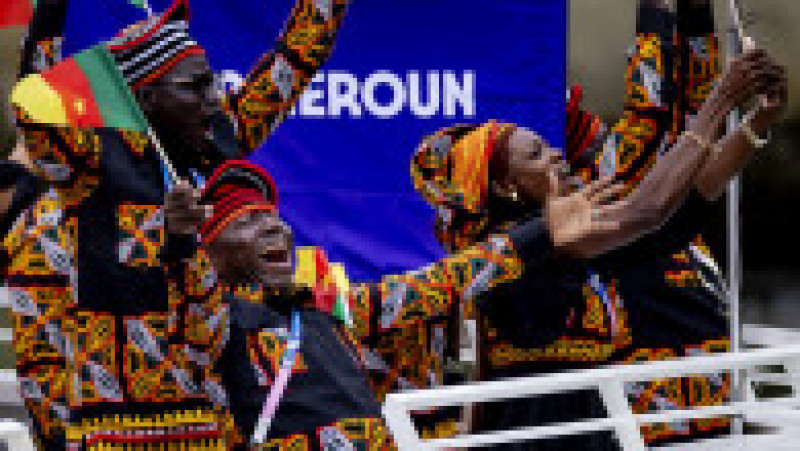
[[406, 1, 786, 449]]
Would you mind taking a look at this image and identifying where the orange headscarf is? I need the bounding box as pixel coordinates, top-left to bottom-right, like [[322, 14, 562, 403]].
[[412, 120, 516, 251]]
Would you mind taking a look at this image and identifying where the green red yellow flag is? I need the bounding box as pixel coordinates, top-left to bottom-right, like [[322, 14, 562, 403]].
[[12, 44, 149, 132], [0, 0, 37, 29], [294, 247, 353, 325]]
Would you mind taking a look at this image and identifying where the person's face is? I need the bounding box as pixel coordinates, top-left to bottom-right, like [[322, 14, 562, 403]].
[[496, 128, 569, 203], [208, 209, 295, 289], [137, 55, 221, 160]]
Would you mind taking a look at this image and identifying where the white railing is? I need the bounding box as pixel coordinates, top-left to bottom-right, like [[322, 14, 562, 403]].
[[0, 288, 34, 450], [0, 421, 34, 451], [383, 345, 800, 450], [4, 277, 800, 450]]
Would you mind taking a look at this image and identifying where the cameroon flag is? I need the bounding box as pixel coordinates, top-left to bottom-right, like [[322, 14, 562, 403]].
[[12, 45, 149, 132], [0, 0, 36, 29], [295, 247, 353, 325]]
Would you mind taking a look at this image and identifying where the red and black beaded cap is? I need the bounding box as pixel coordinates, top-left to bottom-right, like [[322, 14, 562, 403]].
[[199, 160, 278, 244], [107, 0, 205, 90], [567, 85, 603, 165]]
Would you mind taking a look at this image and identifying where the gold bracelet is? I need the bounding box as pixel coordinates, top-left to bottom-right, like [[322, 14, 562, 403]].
[[682, 130, 719, 155], [741, 112, 771, 149]]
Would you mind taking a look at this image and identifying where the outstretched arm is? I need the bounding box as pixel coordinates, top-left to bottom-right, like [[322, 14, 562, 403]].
[[348, 177, 631, 343], [225, 0, 350, 155], [693, 47, 787, 200], [579, 48, 785, 261]]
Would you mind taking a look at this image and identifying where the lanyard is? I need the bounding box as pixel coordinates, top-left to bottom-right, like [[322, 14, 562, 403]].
[[189, 169, 206, 188], [589, 271, 617, 337], [251, 310, 303, 445], [160, 162, 205, 191]]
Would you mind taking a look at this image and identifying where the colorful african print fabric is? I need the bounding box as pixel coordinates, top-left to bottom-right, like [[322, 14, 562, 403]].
[[567, 2, 728, 444], [216, 222, 547, 449], [404, 2, 728, 448], [411, 121, 516, 252], [3, 1, 349, 448]]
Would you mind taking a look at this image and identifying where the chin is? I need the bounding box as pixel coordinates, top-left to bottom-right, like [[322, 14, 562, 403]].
[[257, 275, 295, 290]]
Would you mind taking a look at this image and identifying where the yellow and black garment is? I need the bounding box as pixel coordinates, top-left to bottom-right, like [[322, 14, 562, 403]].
[[2, 1, 349, 448], [216, 218, 554, 450], [568, 1, 729, 445], [405, 2, 728, 449]]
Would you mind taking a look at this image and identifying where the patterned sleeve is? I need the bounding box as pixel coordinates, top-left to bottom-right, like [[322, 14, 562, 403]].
[[225, 0, 350, 155], [674, 0, 720, 133], [592, 2, 719, 194], [18, 0, 68, 79], [590, 3, 677, 193], [160, 238, 240, 445], [15, 112, 104, 209], [349, 218, 553, 344]]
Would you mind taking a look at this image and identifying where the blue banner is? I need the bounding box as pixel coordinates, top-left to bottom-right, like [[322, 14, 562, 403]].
[[64, 0, 565, 281]]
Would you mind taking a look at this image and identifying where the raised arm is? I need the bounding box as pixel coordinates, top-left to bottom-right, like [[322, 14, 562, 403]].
[[2, 0, 67, 223], [225, 0, 350, 155], [574, 48, 782, 260], [347, 180, 630, 343], [588, 0, 677, 190], [692, 47, 787, 200], [15, 112, 104, 208]]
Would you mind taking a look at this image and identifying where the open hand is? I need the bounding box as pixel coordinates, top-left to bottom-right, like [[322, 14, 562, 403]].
[[545, 176, 625, 258]]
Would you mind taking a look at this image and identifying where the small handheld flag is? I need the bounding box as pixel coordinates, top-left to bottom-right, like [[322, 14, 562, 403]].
[[12, 44, 150, 132]]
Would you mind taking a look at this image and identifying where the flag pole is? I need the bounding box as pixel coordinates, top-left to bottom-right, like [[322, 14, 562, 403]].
[[143, 0, 154, 17], [147, 127, 179, 187], [726, 0, 745, 437]]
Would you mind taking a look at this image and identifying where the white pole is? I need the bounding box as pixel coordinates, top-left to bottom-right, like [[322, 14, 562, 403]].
[[143, 0, 155, 17], [146, 127, 179, 187], [726, 0, 745, 437]]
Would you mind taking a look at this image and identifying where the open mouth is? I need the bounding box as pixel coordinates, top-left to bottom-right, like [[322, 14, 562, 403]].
[[259, 249, 293, 272]]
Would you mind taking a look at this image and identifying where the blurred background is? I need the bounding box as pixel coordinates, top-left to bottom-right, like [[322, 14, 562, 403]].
[[570, 0, 800, 331]]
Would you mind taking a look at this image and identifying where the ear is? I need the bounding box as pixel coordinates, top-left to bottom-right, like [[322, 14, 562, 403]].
[[491, 179, 514, 200]]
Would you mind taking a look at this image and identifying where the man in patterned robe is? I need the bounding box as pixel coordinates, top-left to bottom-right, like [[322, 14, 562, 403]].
[[1, 0, 349, 447], [162, 152, 676, 449]]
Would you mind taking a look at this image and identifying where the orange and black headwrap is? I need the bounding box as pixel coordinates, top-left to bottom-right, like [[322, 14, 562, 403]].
[[199, 160, 277, 244], [107, 0, 205, 90], [411, 120, 516, 252]]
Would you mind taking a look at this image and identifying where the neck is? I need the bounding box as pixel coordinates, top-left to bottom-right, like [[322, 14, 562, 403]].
[[486, 194, 541, 234]]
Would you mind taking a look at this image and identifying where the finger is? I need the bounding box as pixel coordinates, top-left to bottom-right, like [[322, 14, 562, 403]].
[[169, 182, 196, 201], [188, 186, 201, 202], [585, 175, 616, 198], [202, 204, 214, 222], [739, 47, 768, 63], [592, 182, 626, 204], [595, 199, 631, 219], [742, 36, 756, 53], [590, 220, 621, 233], [172, 179, 193, 196]]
